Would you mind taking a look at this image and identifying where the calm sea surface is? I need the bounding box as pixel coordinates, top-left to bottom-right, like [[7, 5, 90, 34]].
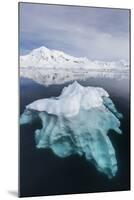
[[19, 78, 130, 197]]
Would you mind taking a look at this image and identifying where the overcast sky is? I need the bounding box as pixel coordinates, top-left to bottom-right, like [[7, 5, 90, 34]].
[[20, 3, 130, 61]]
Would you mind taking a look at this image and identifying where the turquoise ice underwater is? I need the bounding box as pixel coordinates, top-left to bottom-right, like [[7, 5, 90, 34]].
[[20, 81, 123, 178]]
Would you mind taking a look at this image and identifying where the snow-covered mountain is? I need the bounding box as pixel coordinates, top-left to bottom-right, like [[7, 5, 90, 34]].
[[20, 46, 89, 68], [20, 46, 129, 85]]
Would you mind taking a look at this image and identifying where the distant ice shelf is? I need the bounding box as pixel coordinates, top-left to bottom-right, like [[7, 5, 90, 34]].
[[20, 46, 129, 86], [20, 81, 123, 178]]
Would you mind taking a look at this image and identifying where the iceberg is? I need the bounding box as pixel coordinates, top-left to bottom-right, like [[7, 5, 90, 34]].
[[20, 81, 123, 178]]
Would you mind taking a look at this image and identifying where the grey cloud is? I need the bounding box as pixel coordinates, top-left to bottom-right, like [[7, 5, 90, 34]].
[[20, 3, 130, 61]]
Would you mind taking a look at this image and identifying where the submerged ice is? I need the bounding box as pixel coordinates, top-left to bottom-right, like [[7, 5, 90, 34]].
[[20, 81, 123, 178]]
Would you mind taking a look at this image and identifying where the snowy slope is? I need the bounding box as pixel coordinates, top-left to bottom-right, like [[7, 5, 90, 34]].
[[20, 46, 89, 68], [20, 46, 129, 85]]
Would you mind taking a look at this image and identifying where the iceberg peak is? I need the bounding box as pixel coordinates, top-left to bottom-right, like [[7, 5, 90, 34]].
[[70, 80, 82, 89], [26, 82, 109, 118]]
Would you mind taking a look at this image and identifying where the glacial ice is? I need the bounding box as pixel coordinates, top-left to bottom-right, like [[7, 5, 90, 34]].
[[20, 81, 123, 178]]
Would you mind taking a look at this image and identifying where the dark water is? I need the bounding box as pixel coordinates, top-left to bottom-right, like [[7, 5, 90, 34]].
[[19, 78, 130, 197]]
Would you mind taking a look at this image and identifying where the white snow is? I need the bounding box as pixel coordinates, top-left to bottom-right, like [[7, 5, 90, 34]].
[[20, 46, 129, 85], [26, 81, 109, 117], [20, 46, 88, 68]]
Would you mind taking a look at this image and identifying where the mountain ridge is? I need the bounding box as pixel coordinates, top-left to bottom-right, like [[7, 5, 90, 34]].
[[20, 46, 129, 86], [20, 46, 128, 69], [20, 46, 89, 68]]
